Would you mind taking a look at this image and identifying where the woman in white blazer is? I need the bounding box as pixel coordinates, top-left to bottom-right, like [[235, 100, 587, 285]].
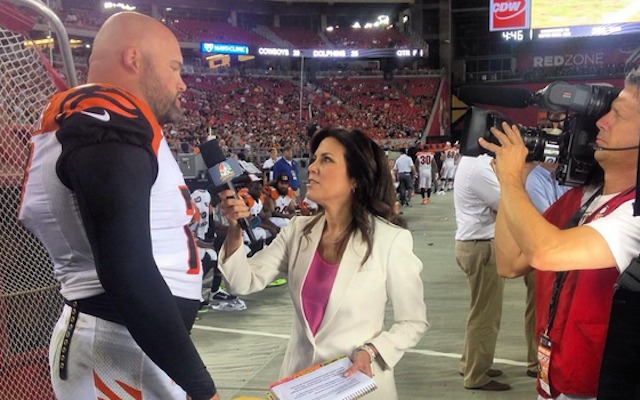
[[218, 128, 429, 399]]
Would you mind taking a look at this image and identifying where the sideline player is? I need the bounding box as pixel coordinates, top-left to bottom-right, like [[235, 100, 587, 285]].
[[265, 173, 297, 228], [441, 141, 459, 191], [18, 12, 218, 400], [191, 187, 246, 312], [415, 145, 438, 205]]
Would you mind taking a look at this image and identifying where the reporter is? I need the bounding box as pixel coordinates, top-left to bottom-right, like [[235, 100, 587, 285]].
[[478, 69, 640, 399], [218, 127, 428, 399]]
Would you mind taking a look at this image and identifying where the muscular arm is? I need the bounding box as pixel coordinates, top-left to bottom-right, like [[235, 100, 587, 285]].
[[61, 142, 216, 400], [494, 198, 532, 278], [498, 178, 616, 271], [494, 162, 536, 278], [481, 122, 617, 273]]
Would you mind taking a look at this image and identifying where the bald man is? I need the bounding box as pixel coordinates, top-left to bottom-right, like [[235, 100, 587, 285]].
[[19, 12, 219, 400]]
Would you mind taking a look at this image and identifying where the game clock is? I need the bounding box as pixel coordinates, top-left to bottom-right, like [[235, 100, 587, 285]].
[[501, 29, 528, 41]]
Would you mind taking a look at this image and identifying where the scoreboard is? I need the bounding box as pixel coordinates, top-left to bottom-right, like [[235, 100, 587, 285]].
[[491, 0, 640, 41], [201, 41, 426, 59]]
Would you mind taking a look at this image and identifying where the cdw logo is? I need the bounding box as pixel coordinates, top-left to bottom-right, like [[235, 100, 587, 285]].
[[494, 0, 525, 15], [490, 0, 529, 30]]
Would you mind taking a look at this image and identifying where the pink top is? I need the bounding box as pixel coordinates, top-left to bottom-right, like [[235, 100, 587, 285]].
[[302, 250, 340, 336]]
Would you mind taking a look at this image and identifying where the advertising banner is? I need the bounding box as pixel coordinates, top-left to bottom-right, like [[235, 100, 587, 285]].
[[490, 0, 530, 31]]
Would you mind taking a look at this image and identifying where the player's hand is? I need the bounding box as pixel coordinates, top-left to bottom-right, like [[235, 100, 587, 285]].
[[218, 189, 250, 228]]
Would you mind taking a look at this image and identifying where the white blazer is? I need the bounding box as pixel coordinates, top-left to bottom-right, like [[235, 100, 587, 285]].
[[219, 214, 429, 399]]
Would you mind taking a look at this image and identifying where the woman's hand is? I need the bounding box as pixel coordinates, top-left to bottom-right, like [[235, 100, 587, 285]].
[[218, 189, 250, 258], [218, 189, 250, 227], [344, 345, 377, 378]]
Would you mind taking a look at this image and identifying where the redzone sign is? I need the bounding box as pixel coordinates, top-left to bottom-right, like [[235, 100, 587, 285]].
[[490, 0, 530, 31]]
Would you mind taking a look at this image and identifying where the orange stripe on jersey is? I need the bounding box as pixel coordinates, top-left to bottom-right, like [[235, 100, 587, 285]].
[[116, 379, 143, 400], [93, 371, 123, 400], [183, 226, 201, 275], [129, 90, 163, 156], [179, 185, 196, 217], [39, 84, 164, 156]]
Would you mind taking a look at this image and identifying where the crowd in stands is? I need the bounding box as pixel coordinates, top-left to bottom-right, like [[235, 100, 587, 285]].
[[313, 76, 435, 142], [160, 72, 439, 158], [52, 58, 438, 158]]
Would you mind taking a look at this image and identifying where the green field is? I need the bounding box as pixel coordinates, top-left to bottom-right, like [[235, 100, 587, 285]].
[[532, 0, 640, 28]]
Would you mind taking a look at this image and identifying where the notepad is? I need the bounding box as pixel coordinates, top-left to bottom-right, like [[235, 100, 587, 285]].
[[267, 356, 378, 400]]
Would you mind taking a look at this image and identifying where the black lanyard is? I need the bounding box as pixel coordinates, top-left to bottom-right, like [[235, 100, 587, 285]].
[[544, 187, 602, 335]]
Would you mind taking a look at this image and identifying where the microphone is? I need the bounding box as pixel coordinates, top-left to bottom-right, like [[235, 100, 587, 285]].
[[591, 143, 640, 151], [199, 139, 257, 243], [456, 86, 533, 108]]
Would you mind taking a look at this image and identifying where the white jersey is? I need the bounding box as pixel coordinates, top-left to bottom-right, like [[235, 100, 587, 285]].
[[190, 189, 211, 240], [416, 150, 435, 172], [416, 150, 435, 190], [190, 189, 217, 262], [267, 186, 296, 214], [443, 147, 459, 166], [18, 84, 202, 301], [262, 157, 277, 181], [442, 147, 459, 180], [266, 186, 295, 228]]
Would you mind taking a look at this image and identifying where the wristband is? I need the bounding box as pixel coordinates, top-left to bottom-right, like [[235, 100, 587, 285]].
[[354, 344, 377, 364]]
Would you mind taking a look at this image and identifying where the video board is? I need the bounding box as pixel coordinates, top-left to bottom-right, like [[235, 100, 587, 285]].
[[490, 0, 640, 41]]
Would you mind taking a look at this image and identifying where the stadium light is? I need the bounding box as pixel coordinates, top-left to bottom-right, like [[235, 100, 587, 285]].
[[377, 15, 390, 25], [103, 2, 136, 11], [326, 26, 334, 32], [352, 22, 361, 29]]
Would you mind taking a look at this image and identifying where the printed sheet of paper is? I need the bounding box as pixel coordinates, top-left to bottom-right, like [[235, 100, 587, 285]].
[[269, 357, 377, 400]]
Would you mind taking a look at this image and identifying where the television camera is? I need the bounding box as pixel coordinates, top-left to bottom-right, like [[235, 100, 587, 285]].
[[459, 81, 621, 186]]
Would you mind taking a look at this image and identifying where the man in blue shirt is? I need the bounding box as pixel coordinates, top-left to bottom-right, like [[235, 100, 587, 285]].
[[272, 146, 300, 192]]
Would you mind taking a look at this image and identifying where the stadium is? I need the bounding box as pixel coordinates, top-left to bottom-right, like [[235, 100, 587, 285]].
[[1, 0, 639, 398]]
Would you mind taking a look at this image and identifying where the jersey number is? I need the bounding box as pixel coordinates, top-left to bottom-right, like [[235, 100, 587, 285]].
[[419, 155, 432, 165]]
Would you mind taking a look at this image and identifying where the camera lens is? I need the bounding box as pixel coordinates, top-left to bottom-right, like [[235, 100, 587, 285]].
[[521, 127, 562, 162]]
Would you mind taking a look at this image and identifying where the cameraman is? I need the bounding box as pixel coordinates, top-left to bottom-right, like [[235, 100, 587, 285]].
[[479, 68, 640, 400]]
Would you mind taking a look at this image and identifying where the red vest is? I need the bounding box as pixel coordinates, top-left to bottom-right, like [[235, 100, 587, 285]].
[[536, 186, 635, 398]]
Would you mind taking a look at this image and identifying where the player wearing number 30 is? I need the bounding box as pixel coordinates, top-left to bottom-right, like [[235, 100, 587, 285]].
[[18, 12, 217, 400], [415, 146, 438, 205]]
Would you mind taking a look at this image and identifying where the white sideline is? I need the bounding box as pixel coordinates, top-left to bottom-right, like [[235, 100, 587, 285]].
[[191, 324, 528, 367]]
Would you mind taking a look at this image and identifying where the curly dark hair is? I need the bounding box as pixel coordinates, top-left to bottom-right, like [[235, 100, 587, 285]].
[[303, 127, 406, 263]]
